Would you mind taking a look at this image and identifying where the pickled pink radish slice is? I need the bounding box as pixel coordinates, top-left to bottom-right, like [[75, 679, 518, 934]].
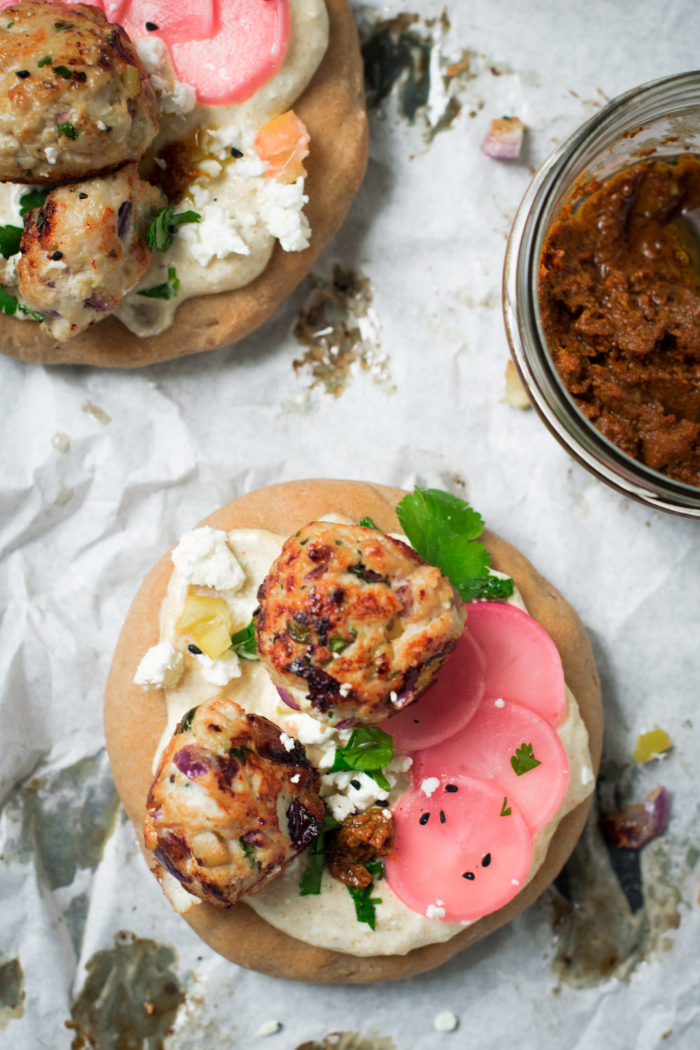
[[414, 698, 569, 833], [388, 630, 486, 751], [119, 0, 216, 44], [466, 602, 565, 726], [385, 774, 533, 923]]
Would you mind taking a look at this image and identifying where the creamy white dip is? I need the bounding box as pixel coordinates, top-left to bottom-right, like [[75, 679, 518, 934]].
[[136, 516, 594, 957]]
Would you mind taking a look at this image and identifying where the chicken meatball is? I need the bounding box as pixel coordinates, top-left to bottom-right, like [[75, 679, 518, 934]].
[[144, 698, 324, 908], [18, 162, 165, 340], [0, 0, 158, 183], [255, 522, 466, 727]]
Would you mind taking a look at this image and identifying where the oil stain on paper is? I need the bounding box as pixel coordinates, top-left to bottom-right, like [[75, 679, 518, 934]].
[[0, 958, 25, 1030], [541, 784, 694, 988], [293, 266, 394, 398], [66, 933, 184, 1050], [297, 1034, 398, 1050]]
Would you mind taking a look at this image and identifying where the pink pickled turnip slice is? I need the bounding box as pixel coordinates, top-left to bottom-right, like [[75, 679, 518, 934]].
[[414, 698, 569, 833], [466, 602, 565, 726], [119, 0, 216, 45], [385, 774, 533, 923], [388, 630, 486, 751], [171, 0, 290, 105]]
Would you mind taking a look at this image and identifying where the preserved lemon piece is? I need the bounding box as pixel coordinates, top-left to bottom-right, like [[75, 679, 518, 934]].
[[256, 110, 309, 183], [633, 728, 672, 764], [177, 594, 232, 659]]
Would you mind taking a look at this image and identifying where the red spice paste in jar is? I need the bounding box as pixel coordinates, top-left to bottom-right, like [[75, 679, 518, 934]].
[[538, 155, 700, 487]]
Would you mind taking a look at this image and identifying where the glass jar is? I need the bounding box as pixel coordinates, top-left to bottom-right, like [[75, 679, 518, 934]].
[[503, 71, 700, 518]]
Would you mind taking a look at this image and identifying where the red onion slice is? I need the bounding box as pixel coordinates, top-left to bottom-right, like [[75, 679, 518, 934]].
[[276, 686, 301, 711], [600, 785, 669, 850]]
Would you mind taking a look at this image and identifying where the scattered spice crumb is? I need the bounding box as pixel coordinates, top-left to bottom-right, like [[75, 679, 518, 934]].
[[433, 1011, 458, 1032], [256, 1020, 282, 1037], [81, 400, 111, 425], [633, 728, 672, 764], [52, 431, 70, 452], [482, 116, 524, 159], [502, 360, 531, 409]]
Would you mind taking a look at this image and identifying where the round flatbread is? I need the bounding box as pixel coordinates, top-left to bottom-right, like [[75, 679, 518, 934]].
[[0, 0, 367, 368], [104, 479, 603, 984]]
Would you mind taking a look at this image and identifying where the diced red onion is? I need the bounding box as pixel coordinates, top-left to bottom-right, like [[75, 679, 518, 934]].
[[276, 686, 301, 711], [482, 116, 524, 160], [335, 717, 356, 730], [600, 785, 669, 850], [173, 746, 213, 780]]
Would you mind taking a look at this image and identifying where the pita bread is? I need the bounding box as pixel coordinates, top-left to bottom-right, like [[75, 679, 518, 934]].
[[104, 479, 603, 983], [0, 0, 367, 367]]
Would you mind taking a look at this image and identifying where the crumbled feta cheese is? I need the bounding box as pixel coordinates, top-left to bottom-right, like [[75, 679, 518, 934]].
[[290, 774, 300, 783], [160, 869, 200, 913], [255, 1020, 282, 1037], [134, 642, 184, 690], [321, 770, 385, 818], [258, 176, 311, 252], [420, 777, 440, 798], [284, 712, 336, 747], [44, 146, 58, 165], [387, 755, 413, 773], [511, 879, 520, 886], [434, 1011, 458, 1033], [135, 36, 196, 116], [581, 765, 594, 785], [495, 698, 505, 709], [390, 690, 399, 705], [171, 527, 245, 592], [96, 120, 108, 131], [179, 203, 250, 266], [196, 649, 241, 686], [426, 904, 446, 920], [326, 793, 355, 822], [280, 732, 295, 752], [232, 156, 266, 178], [197, 158, 222, 179], [382, 808, 392, 819], [339, 682, 352, 697]]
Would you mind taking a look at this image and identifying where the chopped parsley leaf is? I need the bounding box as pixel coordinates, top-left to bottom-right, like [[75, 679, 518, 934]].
[[500, 796, 512, 816], [347, 880, 382, 930], [479, 574, 515, 600], [175, 706, 198, 735], [138, 265, 180, 300], [57, 121, 79, 139], [0, 285, 18, 315], [230, 618, 259, 661], [239, 838, 259, 866], [329, 726, 393, 792], [146, 204, 200, 253], [37, 54, 52, 67], [329, 634, 354, 653], [0, 224, 22, 259], [359, 516, 380, 530], [299, 810, 341, 896], [53, 65, 73, 80], [53, 21, 73, 29], [510, 743, 541, 776], [18, 302, 44, 322], [19, 188, 50, 215]]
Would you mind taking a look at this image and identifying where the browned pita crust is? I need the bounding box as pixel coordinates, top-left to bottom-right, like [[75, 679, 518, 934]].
[[104, 479, 603, 984], [0, 0, 367, 367]]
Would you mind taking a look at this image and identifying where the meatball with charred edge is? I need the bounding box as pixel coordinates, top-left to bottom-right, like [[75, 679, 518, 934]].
[[18, 162, 165, 340], [255, 522, 466, 727], [0, 0, 158, 183], [144, 698, 324, 908]]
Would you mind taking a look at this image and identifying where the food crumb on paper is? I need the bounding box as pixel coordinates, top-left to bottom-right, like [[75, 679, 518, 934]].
[[81, 400, 112, 425], [482, 116, 525, 159], [634, 728, 673, 764], [52, 431, 70, 452], [502, 360, 531, 409], [256, 1020, 282, 1036], [434, 1011, 458, 1032]]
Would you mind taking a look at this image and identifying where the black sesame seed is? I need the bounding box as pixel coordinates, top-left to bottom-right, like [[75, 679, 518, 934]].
[[230, 147, 243, 158], [15, 70, 30, 78], [445, 784, 458, 793], [351, 779, 361, 790], [482, 853, 491, 867], [419, 812, 430, 826], [169, 774, 175, 783], [462, 871, 475, 880], [439, 810, 446, 824], [50, 250, 63, 260], [79, 192, 88, 199], [188, 644, 203, 655], [413, 719, 419, 724], [145, 21, 159, 30]]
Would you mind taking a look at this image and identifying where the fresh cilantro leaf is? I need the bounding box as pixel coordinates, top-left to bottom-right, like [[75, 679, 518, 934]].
[[500, 796, 512, 816], [37, 54, 52, 67], [0, 285, 17, 315], [510, 743, 541, 776], [476, 574, 515, 600], [0, 224, 22, 258], [299, 810, 341, 896], [231, 618, 259, 661], [329, 727, 394, 783], [53, 21, 72, 29], [359, 516, 380, 530], [229, 745, 247, 765], [239, 838, 259, 866], [18, 302, 43, 322], [396, 487, 491, 601], [347, 563, 390, 585], [347, 882, 382, 930], [147, 204, 200, 253], [329, 635, 353, 653], [57, 121, 79, 139], [365, 859, 385, 879], [53, 66, 73, 80], [138, 265, 180, 300], [19, 188, 50, 215], [175, 706, 198, 735]]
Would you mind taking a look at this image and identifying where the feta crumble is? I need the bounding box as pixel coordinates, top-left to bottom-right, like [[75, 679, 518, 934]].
[[178, 203, 251, 266], [495, 698, 505, 708], [280, 732, 295, 752], [171, 527, 245, 592], [134, 642, 184, 690], [196, 650, 241, 686], [434, 1011, 458, 1033], [258, 176, 311, 252], [44, 146, 58, 165], [421, 777, 440, 797], [426, 904, 446, 920], [136, 36, 196, 117], [255, 1020, 282, 1037]]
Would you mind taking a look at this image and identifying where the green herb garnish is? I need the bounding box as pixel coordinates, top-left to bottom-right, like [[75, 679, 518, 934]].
[[175, 706, 198, 735], [53, 21, 73, 30], [0, 224, 22, 258], [299, 811, 341, 896], [329, 634, 355, 653], [146, 204, 200, 253], [479, 574, 515, 600], [37, 54, 52, 67], [347, 880, 382, 930], [239, 838, 259, 866], [0, 285, 18, 315], [329, 726, 393, 792], [359, 516, 380, 530], [138, 265, 180, 300], [347, 563, 390, 586], [57, 121, 79, 139], [229, 746, 247, 765], [19, 188, 50, 215], [500, 796, 512, 816], [231, 619, 259, 661], [510, 743, 541, 776], [286, 617, 311, 644], [18, 302, 43, 322], [53, 66, 73, 80]]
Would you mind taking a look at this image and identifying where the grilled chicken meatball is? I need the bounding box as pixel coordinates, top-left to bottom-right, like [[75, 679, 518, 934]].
[[255, 522, 466, 727], [0, 0, 158, 183], [18, 162, 165, 340], [144, 698, 324, 908]]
